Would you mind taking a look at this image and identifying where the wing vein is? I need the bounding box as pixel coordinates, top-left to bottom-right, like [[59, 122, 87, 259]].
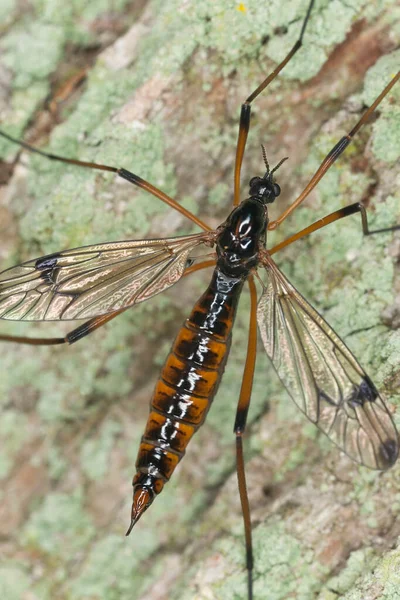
[[257, 253, 398, 470]]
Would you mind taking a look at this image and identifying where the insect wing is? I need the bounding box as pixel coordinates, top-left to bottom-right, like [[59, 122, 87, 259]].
[[0, 233, 211, 321], [257, 255, 398, 470]]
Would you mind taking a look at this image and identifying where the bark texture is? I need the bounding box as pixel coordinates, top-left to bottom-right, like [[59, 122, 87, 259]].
[[0, 1, 399, 599]]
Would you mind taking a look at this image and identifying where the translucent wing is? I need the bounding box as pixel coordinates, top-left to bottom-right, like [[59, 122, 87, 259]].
[[0, 233, 212, 321], [257, 254, 398, 470]]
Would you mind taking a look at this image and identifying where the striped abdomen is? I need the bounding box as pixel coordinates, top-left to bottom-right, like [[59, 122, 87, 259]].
[[127, 268, 245, 531]]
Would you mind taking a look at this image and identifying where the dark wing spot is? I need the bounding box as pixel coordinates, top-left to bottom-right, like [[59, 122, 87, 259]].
[[35, 254, 60, 271], [39, 269, 56, 284], [347, 378, 378, 407], [362, 375, 379, 401], [185, 258, 195, 268], [379, 438, 399, 469]]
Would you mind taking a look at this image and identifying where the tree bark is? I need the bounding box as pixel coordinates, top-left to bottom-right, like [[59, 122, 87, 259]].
[[0, 1, 399, 599]]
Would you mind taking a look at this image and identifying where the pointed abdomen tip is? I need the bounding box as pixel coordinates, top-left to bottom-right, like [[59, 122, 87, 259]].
[[126, 486, 153, 536]]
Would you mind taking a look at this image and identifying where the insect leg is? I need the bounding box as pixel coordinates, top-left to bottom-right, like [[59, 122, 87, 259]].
[[0, 309, 125, 346], [268, 70, 400, 230], [233, 0, 315, 206], [234, 276, 258, 600], [0, 333, 65, 345], [0, 130, 211, 232], [269, 202, 400, 256]]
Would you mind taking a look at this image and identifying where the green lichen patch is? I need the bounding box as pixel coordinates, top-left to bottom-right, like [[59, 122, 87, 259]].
[[362, 50, 400, 163], [324, 548, 376, 596], [80, 419, 121, 481], [0, 565, 30, 600], [0, 410, 28, 479], [174, 519, 326, 599], [66, 533, 158, 600], [21, 489, 95, 557], [338, 544, 400, 600], [0, 1, 399, 599]]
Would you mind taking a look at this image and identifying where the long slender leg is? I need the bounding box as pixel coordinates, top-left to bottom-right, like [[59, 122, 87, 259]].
[[0, 309, 126, 346], [0, 333, 65, 346], [233, 0, 315, 206], [234, 276, 258, 600], [268, 202, 400, 256], [0, 130, 211, 232], [268, 70, 400, 230]]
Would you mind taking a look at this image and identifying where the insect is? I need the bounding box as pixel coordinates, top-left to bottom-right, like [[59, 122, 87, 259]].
[[0, 1, 399, 598]]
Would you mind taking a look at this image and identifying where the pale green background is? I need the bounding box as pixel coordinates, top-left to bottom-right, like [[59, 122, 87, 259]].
[[0, 1, 399, 599]]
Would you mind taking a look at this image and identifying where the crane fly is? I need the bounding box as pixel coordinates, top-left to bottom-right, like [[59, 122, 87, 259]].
[[0, 1, 399, 597]]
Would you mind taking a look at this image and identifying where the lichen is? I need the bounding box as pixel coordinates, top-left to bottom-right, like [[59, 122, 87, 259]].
[[0, 0, 399, 598]]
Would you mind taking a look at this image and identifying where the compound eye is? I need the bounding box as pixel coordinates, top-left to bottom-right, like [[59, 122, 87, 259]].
[[249, 177, 260, 188], [273, 183, 281, 197]]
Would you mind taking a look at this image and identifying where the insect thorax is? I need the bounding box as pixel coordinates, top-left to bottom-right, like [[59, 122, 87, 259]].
[[216, 198, 268, 277]]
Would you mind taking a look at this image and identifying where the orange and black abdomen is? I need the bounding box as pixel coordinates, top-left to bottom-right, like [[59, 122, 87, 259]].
[[128, 268, 244, 529]]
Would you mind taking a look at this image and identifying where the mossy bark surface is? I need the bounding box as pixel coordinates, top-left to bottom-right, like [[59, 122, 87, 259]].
[[0, 1, 399, 599]]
